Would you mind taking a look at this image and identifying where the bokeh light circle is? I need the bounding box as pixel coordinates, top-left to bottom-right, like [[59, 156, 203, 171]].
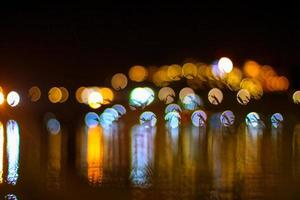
[[7, 91, 20, 107]]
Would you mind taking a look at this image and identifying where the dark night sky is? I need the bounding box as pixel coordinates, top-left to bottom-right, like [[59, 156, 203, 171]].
[[0, 3, 300, 89]]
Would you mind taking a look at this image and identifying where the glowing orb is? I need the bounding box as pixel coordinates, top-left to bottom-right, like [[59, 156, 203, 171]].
[[191, 110, 207, 127], [28, 86, 41, 102], [271, 113, 283, 128], [245, 112, 260, 128], [48, 87, 62, 103], [85, 112, 99, 128], [140, 111, 157, 127], [112, 104, 127, 116], [165, 103, 182, 114], [130, 87, 154, 109], [47, 118, 61, 135], [158, 87, 175, 104], [75, 86, 86, 103], [165, 111, 181, 128], [218, 57, 233, 73], [182, 93, 202, 110], [237, 89, 251, 105], [293, 90, 300, 104], [167, 64, 182, 80], [59, 87, 69, 103], [182, 63, 197, 79], [99, 112, 115, 128], [0, 91, 4, 105], [179, 87, 195, 101], [104, 108, 119, 120], [88, 91, 103, 109], [111, 73, 128, 90], [99, 87, 114, 105], [129, 65, 148, 82], [220, 110, 235, 127], [208, 88, 223, 105], [7, 91, 20, 107]]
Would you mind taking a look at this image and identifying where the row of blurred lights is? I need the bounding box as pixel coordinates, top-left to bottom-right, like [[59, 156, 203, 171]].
[[0, 57, 299, 109]]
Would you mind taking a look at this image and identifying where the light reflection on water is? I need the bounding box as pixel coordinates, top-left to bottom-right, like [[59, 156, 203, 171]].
[[2, 112, 300, 199]]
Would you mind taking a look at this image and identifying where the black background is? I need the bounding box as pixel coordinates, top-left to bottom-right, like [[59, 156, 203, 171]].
[[0, 3, 299, 89]]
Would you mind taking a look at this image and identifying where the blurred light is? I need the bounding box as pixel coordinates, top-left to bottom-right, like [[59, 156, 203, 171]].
[[6, 120, 20, 185], [129, 65, 148, 82], [112, 104, 126, 116], [85, 112, 99, 128], [191, 110, 207, 127], [130, 87, 154, 109], [59, 87, 69, 103], [0, 91, 4, 105], [243, 60, 261, 78], [48, 87, 62, 103], [88, 91, 103, 109], [28, 86, 41, 102], [211, 61, 226, 79], [140, 111, 157, 127], [167, 64, 182, 80], [99, 112, 116, 128], [47, 118, 61, 135], [76, 86, 86, 103], [218, 57, 233, 73], [104, 108, 119, 120], [271, 113, 283, 128], [111, 73, 128, 90], [237, 89, 251, 105], [158, 87, 175, 104], [179, 87, 195, 101], [220, 110, 235, 127], [0, 122, 3, 183], [7, 91, 20, 107], [293, 90, 300, 104], [226, 67, 242, 91], [165, 103, 182, 114], [182, 63, 197, 79], [4, 194, 18, 200], [182, 93, 203, 110], [208, 88, 223, 105], [165, 111, 181, 128], [99, 87, 114, 105], [245, 112, 260, 128], [240, 78, 263, 99]]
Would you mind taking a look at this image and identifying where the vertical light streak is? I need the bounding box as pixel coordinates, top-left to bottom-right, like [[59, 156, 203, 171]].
[[0, 122, 4, 184], [6, 120, 20, 185]]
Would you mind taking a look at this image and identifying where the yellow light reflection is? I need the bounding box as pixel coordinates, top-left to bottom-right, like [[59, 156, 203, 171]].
[[111, 73, 128, 90], [48, 87, 62, 103], [87, 126, 104, 185], [129, 65, 148, 82], [28, 86, 41, 102], [0, 122, 3, 183], [99, 87, 114, 105], [75, 86, 86, 103], [59, 87, 69, 103]]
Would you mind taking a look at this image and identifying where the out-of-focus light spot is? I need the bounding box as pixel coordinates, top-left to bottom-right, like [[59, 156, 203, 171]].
[[4, 194, 18, 200], [130, 87, 154, 109], [246, 112, 260, 128], [59, 87, 69, 103], [47, 118, 61, 135], [48, 87, 62, 103], [240, 78, 263, 99], [211, 61, 226, 79], [129, 65, 148, 82], [293, 90, 300, 104], [158, 87, 175, 104], [0, 91, 4, 105], [85, 112, 99, 128], [191, 110, 207, 127], [99, 112, 116, 128], [167, 64, 182, 80], [111, 73, 128, 90], [0, 122, 3, 183], [165, 103, 182, 114], [140, 111, 157, 127], [99, 87, 114, 105], [271, 113, 283, 128], [88, 91, 103, 109], [76, 87, 86, 103], [226, 68, 242, 91], [182, 63, 197, 79], [237, 89, 251, 105], [104, 108, 119, 120], [243, 60, 261, 78], [179, 87, 194, 101], [220, 110, 235, 127], [112, 104, 126, 116], [153, 66, 172, 87], [208, 88, 223, 105], [28, 86, 41, 102], [6, 120, 20, 185], [7, 91, 20, 107], [165, 111, 181, 128], [182, 93, 203, 110], [218, 57, 233, 73]]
